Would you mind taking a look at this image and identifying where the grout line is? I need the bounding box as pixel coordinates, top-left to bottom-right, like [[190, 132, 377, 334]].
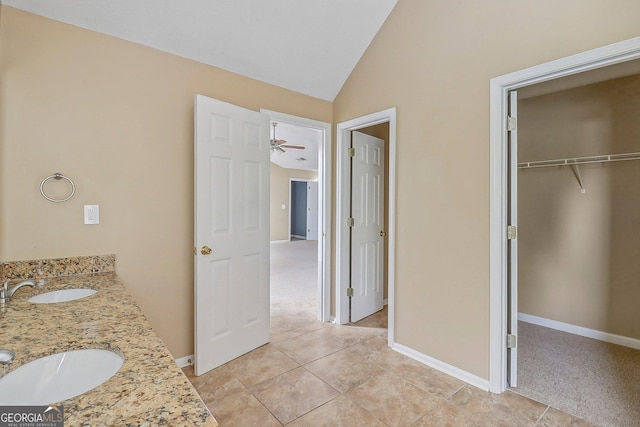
[[534, 406, 551, 426]]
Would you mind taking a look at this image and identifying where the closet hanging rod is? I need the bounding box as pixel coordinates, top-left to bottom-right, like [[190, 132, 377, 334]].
[[518, 151, 640, 169]]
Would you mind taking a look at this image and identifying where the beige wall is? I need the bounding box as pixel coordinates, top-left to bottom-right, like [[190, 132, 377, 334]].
[[270, 164, 318, 241], [0, 6, 331, 358], [333, 1, 640, 379], [518, 75, 640, 340]]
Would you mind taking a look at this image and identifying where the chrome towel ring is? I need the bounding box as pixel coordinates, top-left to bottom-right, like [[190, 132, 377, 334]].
[[40, 172, 76, 203]]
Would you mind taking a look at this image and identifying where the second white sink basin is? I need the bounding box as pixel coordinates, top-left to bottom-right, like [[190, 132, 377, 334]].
[[28, 288, 96, 304], [0, 349, 124, 405]]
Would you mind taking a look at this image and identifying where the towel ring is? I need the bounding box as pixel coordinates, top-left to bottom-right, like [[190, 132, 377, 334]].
[[40, 173, 76, 203]]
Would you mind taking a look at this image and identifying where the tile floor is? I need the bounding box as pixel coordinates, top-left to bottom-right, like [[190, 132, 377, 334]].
[[184, 307, 595, 426]]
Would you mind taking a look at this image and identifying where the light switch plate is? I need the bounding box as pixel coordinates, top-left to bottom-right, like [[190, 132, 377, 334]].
[[84, 205, 100, 225]]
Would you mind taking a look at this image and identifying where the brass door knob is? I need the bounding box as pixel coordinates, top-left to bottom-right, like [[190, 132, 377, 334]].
[[200, 246, 212, 255], [379, 231, 387, 237]]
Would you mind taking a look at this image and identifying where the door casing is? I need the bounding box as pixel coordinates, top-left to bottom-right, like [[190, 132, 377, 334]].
[[489, 36, 640, 393], [336, 108, 396, 344]]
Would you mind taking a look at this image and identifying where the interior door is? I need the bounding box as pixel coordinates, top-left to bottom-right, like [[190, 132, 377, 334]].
[[507, 90, 518, 387], [350, 131, 385, 322], [194, 94, 270, 376], [306, 181, 318, 240]]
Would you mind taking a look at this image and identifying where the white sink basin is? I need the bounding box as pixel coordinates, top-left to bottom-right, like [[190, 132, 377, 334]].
[[0, 349, 124, 405], [28, 288, 96, 303]]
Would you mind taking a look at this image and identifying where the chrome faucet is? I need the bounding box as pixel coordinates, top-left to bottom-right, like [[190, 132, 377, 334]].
[[0, 279, 36, 304]]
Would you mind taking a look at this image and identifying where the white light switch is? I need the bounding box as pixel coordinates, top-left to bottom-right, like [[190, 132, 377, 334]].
[[281, 204, 286, 210], [84, 205, 100, 225]]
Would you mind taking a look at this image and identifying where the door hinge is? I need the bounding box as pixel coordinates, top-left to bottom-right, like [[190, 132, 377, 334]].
[[347, 217, 355, 227], [193, 246, 197, 256], [507, 116, 517, 131], [507, 225, 517, 240], [507, 334, 517, 349], [348, 147, 355, 157], [346, 287, 354, 298]]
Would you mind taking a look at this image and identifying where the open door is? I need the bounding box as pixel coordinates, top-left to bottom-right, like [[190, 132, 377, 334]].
[[194, 95, 270, 376], [349, 131, 385, 323], [306, 181, 318, 240], [507, 90, 518, 387]]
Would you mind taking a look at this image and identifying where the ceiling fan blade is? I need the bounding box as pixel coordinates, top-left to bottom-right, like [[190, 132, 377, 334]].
[[277, 145, 286, 153], [275, 139, 288, 145], [280, 145, 305, 150]]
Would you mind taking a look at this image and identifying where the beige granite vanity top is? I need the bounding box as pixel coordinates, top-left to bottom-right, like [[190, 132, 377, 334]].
[[0, 271, 217, 426]]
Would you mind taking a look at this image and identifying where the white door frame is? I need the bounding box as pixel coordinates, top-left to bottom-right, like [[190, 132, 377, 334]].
[[489, 36, 640, 393], [261, 109, 332, 323], [336, 108, 396, 342]]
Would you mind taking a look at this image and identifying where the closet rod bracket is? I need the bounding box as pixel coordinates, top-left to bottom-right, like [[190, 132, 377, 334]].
[[569, 164, 586, 194]]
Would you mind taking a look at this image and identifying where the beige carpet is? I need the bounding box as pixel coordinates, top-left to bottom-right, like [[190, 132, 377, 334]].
[[270, 240, 319, 334], [514, 321, 640, 427]]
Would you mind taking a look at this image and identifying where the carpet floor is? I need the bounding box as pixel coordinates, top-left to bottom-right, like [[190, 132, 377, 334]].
[[270, 240, 319, 334], [514, 321, 640, 427]]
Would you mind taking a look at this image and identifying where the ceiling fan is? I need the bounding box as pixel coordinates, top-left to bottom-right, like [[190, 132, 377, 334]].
[[270, 122, 305, 153]]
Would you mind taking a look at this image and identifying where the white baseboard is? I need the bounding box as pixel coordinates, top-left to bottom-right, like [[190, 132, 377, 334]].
[[383, 298, 388, 306], [175, 354, 194, 368], [291, 235, 306, 240], [518, 313, 640, 351], [270, 240, 290, 244], [391, 342, 490, 392]]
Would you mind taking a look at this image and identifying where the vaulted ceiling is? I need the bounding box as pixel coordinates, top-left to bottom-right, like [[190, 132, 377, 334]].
[[2, 0, 398, 101]]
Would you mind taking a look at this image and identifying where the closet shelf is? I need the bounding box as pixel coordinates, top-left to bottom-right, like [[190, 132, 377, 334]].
[[518, 151, 640, 194], [518, 151, 640, 169]]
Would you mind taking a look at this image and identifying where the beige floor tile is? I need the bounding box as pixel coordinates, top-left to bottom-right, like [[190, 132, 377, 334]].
[[347, 335, 414, 370], [288, 395, 387, 427], [389, 360, 466, 399], [351, 306, 388, 329], [206, 389, 282, 427], [412, 402, 497, 427], [347, 371, 442, 427], [448, 385, 547, 426], [321, 323, 384, 345], [305, 348, 386, 393], [270, 321, 328, 344], [197, 376, 246, 406], [536, 407, 597, 427], [272, 328, 349, 364], [225, 343, 299, 386], [270, 312, 318, 335], [182, 364, 238, 393], [250, 367, 339, 424]]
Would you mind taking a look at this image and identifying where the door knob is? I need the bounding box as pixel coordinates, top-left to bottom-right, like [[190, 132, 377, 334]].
[[200, 246, 212, 255], [380, 231, 387, 237]]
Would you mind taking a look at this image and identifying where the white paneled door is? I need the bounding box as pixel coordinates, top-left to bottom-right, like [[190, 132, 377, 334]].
[[194, 95, 270, 376], [350, 131, 385, 323]]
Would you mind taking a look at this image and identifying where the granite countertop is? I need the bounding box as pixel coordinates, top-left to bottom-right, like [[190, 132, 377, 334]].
[[0, 272, 217, 426]]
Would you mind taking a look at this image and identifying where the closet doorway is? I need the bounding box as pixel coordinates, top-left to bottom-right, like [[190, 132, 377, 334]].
[[490, 37, 640, 427], [515, 68, 640, 427]]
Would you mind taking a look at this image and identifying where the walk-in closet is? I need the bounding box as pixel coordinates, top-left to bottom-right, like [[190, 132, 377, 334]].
[[515, 68, 640, 427]]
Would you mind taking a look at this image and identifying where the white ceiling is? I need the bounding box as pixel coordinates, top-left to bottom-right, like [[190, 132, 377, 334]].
[[270, 121, 321, 171], [3, 0, 398, 101]]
